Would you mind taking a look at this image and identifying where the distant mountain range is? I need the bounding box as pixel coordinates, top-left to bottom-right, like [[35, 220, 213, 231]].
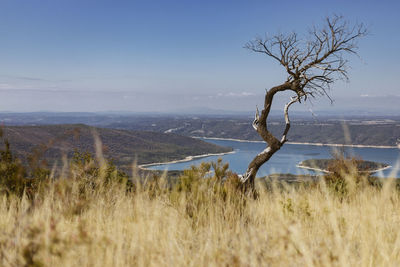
[[0, 113, 399, 147]]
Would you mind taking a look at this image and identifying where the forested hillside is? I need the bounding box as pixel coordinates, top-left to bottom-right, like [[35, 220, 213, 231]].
[[0, 124, 232, 170]]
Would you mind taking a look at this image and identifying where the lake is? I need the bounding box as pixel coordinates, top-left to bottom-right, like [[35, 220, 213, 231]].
[[148, 138, 400, 178]]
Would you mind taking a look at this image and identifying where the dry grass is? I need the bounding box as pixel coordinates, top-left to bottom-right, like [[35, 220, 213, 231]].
[[1, 161, 400, 267]]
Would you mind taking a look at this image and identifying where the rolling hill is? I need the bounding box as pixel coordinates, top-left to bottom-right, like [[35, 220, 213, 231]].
[[0, 124, 232, 171]]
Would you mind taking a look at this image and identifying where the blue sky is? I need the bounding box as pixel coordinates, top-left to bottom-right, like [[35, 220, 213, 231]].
[[0, 0, 399, 113]]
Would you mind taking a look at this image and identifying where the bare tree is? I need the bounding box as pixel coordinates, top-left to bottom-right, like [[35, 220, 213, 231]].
[[240, 15, 367, 190]]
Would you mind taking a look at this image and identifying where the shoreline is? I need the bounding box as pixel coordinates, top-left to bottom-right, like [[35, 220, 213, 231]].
[[296, 165, 330, 173], [138, 150, 236, 170], [193, 136, 398, 149], [297, 164, 392, 174], [138, 137, 397, 171]]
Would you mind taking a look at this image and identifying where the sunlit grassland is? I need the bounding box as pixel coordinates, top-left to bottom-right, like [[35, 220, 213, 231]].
[[1, 157, 400, 267]]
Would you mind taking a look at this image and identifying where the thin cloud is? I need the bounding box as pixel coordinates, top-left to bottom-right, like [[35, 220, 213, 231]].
[[226, 91, 255, 97], [0, 74, 48, 82], [212, 91, 256, 98]]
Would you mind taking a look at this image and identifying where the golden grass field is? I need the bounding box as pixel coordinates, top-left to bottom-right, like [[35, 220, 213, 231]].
[[1, 155, 400, 267]]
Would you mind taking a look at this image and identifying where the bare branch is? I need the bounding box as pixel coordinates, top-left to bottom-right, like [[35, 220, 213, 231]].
[[252, 105, 260, 131], [280, 96, 299, 144], [245, 15, 367, 98]]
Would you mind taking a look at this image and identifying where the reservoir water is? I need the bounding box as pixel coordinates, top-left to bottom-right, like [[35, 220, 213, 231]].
[[148, 139, 400, 178]]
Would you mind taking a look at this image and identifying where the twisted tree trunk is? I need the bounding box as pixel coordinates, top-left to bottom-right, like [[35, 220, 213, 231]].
[[239, 83, 299, 190]]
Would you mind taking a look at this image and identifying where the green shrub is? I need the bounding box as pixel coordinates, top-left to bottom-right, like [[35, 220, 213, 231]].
[[323, 150, 370, 197], [0, 137, 27, 196]]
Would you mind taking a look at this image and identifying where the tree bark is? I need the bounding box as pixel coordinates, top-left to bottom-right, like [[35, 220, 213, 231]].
[[239, 85, 299, 190]]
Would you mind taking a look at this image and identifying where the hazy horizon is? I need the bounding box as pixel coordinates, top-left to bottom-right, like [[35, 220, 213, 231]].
[[0, 94, 399, 116]]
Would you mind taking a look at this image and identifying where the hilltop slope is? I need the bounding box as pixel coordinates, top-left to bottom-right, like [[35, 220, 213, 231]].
[[1, 124, 232, 169]]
